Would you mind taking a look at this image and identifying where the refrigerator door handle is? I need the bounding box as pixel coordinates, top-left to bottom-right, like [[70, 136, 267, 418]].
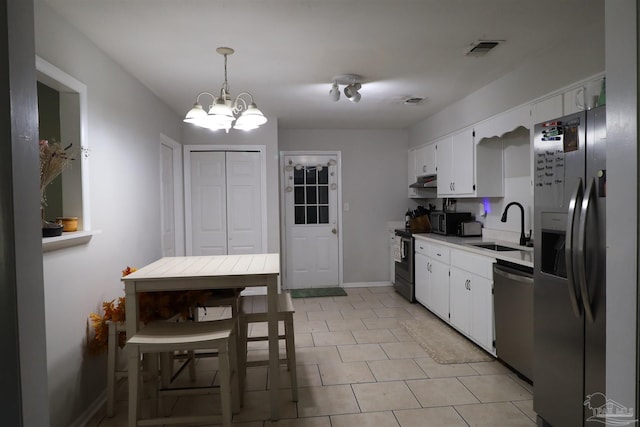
[[565, 178, 583, 318], [577, 177, 596, 323]]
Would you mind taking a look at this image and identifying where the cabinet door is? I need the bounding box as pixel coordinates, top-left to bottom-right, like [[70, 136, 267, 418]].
[[450, 130, 475, 195], [429, 257, 450, 320], [449, 267, 471, 334], [414, 251, 429, 306], [424, 143, 437, 175], [436, 136, 454, 195], [408, 149, 418, 197], [469, 274, 494, 351]]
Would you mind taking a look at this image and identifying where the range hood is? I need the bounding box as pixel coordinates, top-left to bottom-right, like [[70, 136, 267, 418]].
[[410, 174, 437, 189]]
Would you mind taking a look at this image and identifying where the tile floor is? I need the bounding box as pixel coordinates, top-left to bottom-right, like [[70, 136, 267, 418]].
[[88, 286, 536, 426]]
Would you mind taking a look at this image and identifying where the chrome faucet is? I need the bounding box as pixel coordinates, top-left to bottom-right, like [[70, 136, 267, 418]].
[[501, 202, 528, 246]]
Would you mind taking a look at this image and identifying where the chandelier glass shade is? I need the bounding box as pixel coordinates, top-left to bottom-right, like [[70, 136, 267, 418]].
[[184, 47, 267, 132]]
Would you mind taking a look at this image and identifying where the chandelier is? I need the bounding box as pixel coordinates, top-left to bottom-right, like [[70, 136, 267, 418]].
[[184, 47, 267, 132], [329, 74, 363, 103]]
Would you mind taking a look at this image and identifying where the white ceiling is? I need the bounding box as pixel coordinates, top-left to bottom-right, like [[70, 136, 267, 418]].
[[43, 0, 604, 129]]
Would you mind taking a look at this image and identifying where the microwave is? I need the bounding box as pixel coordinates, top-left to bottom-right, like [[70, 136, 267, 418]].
[[429, 211, 473, 235]]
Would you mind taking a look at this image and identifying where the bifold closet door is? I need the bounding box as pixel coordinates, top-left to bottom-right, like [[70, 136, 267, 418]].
[[189, 151, 262, 256]]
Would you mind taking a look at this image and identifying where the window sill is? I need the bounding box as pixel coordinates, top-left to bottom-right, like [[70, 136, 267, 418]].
[[42, 230, 101, 253]]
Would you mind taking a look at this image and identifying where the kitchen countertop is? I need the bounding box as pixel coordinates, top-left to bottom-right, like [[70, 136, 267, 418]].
[[413, 233, 534, 269]]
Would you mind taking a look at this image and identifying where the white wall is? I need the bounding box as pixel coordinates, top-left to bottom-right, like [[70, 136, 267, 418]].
[[180, 119, 280, 254], [279, 129, 408, 284], [35, 2, 182, 426]]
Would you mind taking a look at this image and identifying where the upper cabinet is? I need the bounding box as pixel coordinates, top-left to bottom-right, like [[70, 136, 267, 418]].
[[415, 143, 437, 176], [408, 143, 437, 198], [437, 131, 474, 196], [437, 129, 504, 198]]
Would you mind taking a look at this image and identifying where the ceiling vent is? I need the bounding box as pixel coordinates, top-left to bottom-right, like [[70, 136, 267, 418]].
[[466, 40, 503, 57]]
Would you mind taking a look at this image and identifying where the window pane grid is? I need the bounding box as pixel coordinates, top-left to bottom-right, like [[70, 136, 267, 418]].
[[293, 166, 330, 225]]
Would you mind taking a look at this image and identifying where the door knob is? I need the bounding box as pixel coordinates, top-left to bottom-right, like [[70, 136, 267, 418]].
[[332, 228, 337, 234]]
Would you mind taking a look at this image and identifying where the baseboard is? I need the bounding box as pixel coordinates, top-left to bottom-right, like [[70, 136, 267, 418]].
[[343, 281, 392, 288]]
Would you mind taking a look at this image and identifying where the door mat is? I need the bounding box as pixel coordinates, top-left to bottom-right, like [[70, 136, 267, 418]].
[[400, 318, 494, 364], [290, 287, 348, 298]]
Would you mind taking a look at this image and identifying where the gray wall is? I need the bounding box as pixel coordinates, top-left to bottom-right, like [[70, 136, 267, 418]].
[[279, 129, 408, 284], [35, 1, 182, 426]]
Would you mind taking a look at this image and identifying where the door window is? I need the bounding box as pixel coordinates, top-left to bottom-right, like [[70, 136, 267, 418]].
[[293, 166, 329, 225]]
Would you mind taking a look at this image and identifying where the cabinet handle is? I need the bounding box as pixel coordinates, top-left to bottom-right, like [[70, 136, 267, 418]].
[[423, 165, 426, 173], [452, 182, 456, 192]]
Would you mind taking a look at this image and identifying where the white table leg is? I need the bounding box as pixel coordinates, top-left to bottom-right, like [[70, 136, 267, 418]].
[[267, 276, 280, 420]]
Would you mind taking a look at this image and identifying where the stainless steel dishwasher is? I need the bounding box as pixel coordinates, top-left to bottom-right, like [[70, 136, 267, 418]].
[[493, 260, 534, 382]]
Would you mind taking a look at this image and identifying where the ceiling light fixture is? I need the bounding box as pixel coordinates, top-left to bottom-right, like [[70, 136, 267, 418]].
[[184, 47, 267, 132], [329, 74, 363, 103]]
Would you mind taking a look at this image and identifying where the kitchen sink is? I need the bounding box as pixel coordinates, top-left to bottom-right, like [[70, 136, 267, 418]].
[[468, 242, 520, 252]]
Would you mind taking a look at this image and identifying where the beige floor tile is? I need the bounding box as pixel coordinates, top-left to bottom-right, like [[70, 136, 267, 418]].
[[320, 301, 356, 311], [331, 411, 400, 427], [297, 385, 360, 417], [352, 328, 399, 344], [351, 300, 386, 309], [265, 416, 331, 427], [415, 360, 479, 378], [318, 361, 376, 385], [389, 327, 415, 342], [507, 372, 534, 393], [458, 374, 532, 402], [291, 302, 322, 312], [340, 308, 377, 320], [244, 366, 268, 391], [469, 360, 511, 375], [362, 317, 402, 330], [312, 331, 356, 346], [295, 332, 315, 347], [233, 389, 298, 422], [337, 343, 389, 362], [512, 399, 537, 422], [326, 318, 367, 332], [279, 363, 322, 387], [296, 345, 342, 365], [381, 341, 430, 359], [406, 377, 480, 407], [373, 307, 415, 319], [293, 320, 329, 333], [455, 401, 537, 426], [394, 407, 468, 427], [307, 310, 343, 321], [352, 381, 421, 412], [367, 359, 427, 381]]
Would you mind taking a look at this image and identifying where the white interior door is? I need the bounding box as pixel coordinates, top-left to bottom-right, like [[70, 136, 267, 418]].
[[160, 143, 176, 256], [189, 151, 227, 255], [284, 154, 340, 289], [226, 151, 263, 254]]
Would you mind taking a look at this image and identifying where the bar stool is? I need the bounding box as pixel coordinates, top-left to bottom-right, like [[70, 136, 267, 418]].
[[238, 293, 297, 403], [126, 318, 239, 427], [106, 321, 127, 417]]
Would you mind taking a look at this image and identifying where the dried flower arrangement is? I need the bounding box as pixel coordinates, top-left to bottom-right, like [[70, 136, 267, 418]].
[[39, 139, 75, 207], [88, 266, 214, 355]]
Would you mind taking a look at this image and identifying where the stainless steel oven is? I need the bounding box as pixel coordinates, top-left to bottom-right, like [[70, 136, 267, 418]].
[[394, 229, 414, 302]]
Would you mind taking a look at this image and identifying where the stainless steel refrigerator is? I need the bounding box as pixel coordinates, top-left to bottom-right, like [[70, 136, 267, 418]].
[[533, 106, 606, 427]]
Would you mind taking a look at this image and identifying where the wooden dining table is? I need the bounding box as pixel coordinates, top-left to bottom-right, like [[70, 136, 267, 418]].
[[121, 253, 281, 423]]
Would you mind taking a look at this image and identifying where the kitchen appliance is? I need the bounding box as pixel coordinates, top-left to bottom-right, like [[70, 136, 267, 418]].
[[493, 260, 534, 381], [409, 174, 437, 189], [533, 106, 606, 427], [393, 228, 414, 302], [458, 220, 482, 237], [429, 211, 473, 235]]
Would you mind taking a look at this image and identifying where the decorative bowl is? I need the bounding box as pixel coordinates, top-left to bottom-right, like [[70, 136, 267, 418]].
[[56, 216, 78, 232], [42, 222, 64, 237]]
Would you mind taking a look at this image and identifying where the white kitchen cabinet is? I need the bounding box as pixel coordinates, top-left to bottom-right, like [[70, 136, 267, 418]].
[[415, 143, 437, 176], [414, 248, 429, 306], [449, 249, 495, 353], [415, 240, 450, 320], [408, 149, 418, 197], [436, 131, 474, 196]]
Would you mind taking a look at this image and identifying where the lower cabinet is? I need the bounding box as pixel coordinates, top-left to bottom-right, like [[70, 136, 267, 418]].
[[413, 238, 496, 355]]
